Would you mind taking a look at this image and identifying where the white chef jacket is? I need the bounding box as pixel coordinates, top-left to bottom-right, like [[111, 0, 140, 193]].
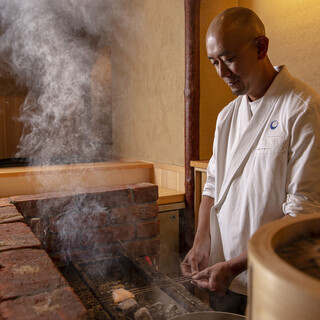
[[202, 66, 320, 295]]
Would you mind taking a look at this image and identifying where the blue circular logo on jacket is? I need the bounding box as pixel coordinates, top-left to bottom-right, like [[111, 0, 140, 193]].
[[270, 120, 278, 130]]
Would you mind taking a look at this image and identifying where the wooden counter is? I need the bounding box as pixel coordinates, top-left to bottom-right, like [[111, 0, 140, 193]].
[[190, 160, 209, 170], [157, 186, 185, 205], [0, 161, 154, 197]]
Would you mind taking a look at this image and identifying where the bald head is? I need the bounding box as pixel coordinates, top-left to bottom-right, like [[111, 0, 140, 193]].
[[207, 7, 265, 45], [205, 7, 277, 101]]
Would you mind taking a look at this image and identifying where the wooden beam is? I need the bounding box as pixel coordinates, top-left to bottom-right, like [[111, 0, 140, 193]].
[[183, 0, 200, 253]]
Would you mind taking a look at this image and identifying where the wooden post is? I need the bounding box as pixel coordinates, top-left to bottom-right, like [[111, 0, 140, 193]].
[[182, 0, 200, 254]]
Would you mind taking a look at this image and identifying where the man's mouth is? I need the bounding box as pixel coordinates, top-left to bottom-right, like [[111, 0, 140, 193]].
[[226, 79, 239, 87]]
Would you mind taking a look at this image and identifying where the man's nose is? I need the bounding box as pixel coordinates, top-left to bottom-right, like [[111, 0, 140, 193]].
[[217, 62, 231, 78]]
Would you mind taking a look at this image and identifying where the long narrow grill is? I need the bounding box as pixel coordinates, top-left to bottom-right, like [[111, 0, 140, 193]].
[[59, 248, 211, 319]]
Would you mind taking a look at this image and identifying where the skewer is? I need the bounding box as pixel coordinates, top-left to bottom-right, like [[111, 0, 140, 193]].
[[130, 275, 193, 292], [171, 275, 193, 282], [101, 275, 194, 303]]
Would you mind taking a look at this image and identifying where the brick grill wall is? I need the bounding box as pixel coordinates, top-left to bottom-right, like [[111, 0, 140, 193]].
[[0, 182, 159, 319]]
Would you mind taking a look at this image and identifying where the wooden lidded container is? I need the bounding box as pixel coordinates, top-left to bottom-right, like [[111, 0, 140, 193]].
[[248, 213, 320, 320]]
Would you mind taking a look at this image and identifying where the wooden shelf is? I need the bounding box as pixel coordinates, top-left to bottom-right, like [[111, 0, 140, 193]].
[[0, 160, 186, 208], [157, 186, 185, 205], [0, 161, 153, 178], [190, 160, 209, 170], [0, 161, 154, 197]]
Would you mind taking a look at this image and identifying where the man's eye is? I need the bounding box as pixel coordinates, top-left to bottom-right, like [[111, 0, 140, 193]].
[[224, 57, 235, 63], [212, 60, 219, 66]]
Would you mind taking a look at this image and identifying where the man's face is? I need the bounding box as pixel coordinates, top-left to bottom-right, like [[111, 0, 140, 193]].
[[206, 30, 259, 99]]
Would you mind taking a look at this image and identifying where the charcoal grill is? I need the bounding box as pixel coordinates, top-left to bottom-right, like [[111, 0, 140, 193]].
[[59, 246, 212, 319]]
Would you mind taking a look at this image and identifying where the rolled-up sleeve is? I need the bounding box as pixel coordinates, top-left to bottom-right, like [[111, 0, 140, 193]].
[[283, 101, 320, 216], [202, 153, 216, 198]]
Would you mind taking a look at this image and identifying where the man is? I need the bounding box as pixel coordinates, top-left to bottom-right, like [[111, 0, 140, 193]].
[[181, 7, 320, 314]]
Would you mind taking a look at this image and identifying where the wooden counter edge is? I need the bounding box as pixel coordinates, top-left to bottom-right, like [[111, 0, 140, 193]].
[[190, 160, 209, 170]]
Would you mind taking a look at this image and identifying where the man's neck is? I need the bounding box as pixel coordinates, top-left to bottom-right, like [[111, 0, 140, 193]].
[[249, 62, 278, 101]]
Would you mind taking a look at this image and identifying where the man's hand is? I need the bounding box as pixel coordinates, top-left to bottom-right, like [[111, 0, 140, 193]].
[[191, 251, 248, 295], [180, 235, 211, 276], [191, 261, 234, 296], [181, 196, 214, 276]]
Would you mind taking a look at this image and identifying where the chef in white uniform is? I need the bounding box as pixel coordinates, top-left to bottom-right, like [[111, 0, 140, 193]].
[[181, 7, 320, 314]]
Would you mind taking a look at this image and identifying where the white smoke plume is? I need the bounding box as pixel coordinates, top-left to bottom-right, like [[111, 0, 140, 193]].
[[0, 1, 151, 271], [0, 0, 118, 266], [0, 0, 113, 165]]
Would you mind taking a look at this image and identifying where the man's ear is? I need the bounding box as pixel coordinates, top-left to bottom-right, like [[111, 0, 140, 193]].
[[255, 36, 269, 60]]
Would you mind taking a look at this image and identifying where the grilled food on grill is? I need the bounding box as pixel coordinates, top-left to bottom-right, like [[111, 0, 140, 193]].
[[112, 288, 135, 304]]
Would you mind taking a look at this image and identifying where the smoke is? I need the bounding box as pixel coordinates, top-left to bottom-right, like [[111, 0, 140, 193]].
[[0, 0, 113, 165], [0, 0, 119, 267], [0, 0, 153, 272]]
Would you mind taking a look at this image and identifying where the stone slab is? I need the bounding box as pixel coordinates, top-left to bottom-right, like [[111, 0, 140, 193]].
[[0, 248, 67, 301], [0, 287, 87, 320], [0, 222, 41, 252], [0, 206, 24, 224]]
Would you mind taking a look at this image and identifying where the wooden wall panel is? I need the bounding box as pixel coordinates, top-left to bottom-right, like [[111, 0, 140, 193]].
[[152, 162, 185, 193], [0, 97, 7, 157], [0, 96, 25, 159]]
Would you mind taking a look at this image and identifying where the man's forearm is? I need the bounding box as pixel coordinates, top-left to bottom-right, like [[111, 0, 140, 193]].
[[226, 215, 292, 279], [226, 215, 290, 278], [195, 195, 214, 241], [226, 251, 248, 278]]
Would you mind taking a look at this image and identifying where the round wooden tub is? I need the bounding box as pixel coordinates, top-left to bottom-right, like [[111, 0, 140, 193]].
[[248, 213, 320, 320]]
